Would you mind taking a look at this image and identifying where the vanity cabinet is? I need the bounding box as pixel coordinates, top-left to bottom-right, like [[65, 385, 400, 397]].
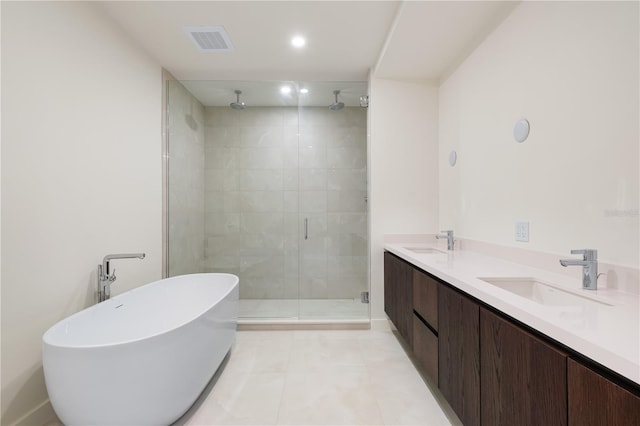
[[384, 252, 413, 347], [480, 308, 568, 426], [568, 358, 640, 425], [438, 283, 480, 426], [383, 250, 640, 426]]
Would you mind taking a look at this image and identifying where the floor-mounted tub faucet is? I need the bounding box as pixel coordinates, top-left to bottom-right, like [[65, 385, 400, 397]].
[[98, 253, 145, 302], [436, 230, 455, 250], [559, 249, 598, 290]]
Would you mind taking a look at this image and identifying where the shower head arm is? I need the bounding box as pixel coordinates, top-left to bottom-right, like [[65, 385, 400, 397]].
[[230, 89, 246, 110], [329, 89, 344, 110]]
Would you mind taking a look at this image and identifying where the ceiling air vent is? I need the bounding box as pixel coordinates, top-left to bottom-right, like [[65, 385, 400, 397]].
[[183, 26, 235, 52]]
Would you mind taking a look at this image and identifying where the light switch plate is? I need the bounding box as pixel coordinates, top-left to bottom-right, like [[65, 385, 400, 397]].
[[515, 221, 529, 242]]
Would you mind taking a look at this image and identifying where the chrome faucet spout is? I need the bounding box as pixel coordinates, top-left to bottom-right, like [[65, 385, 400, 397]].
[[559, 259, 586, 267], [559, 249, 598, 290], [102, 253, 145, 276], [98, 252, 146, 302], [435, 230, 455, 251]]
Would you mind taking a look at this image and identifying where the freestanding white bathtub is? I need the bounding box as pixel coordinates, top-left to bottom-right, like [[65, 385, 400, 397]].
[[43, 273, 239, 425]]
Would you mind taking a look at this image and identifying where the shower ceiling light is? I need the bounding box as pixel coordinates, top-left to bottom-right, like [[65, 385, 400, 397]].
[[280, 86, 292, 95], [300, 88, 309, 94], [291, 36, 306, 48]]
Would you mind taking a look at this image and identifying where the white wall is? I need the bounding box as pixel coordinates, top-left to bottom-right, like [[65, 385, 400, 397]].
[[369, 77, 439, 320], [439, 1, 639, 268], [1, 2, 161, 423]]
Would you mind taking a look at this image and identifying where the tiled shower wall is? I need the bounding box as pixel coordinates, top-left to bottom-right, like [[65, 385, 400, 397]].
[[167, 80, 205, 276], [204, 106, 367, 300]]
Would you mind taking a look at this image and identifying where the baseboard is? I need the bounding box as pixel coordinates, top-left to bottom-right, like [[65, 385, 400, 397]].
[[370, 318, 392, 331], [238, 320, 370, 331], [11, 399, 59, 426]]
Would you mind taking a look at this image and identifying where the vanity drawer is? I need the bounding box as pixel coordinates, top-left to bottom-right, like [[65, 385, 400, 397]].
[[413, 268, 438, 330], [413, 315, 438, 385]]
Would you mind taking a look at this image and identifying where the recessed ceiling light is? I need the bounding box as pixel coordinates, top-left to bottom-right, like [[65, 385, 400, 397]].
[[300, 88, 309, 94], [280, 86, 292, 95], [291, 36, 306, 48]]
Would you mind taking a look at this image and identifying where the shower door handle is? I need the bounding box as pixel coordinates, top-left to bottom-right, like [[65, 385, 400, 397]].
[[304, 217, 308, 240]]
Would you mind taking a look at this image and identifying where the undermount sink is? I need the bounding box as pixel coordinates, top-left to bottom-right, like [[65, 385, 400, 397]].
[[404, 247, 446, 255], [478, 277, 614, 307]]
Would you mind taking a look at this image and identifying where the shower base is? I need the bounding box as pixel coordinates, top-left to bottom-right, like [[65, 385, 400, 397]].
[[238, 298, 369, 326]]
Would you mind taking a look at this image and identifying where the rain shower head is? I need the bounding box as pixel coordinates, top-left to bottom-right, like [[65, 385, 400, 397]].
[[230, 90, 246, 110], [329, 90, 344, 111]]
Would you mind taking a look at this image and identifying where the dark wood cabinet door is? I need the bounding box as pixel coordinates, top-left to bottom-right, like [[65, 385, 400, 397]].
[[383, 252, 413, 347], [413, 315, 438, 385], [413, 268, 438, 330], [568, 358, 640, 426], [383, 252, 397, 327], [438, 283, 480, 426], [481, 308, 568, 426]]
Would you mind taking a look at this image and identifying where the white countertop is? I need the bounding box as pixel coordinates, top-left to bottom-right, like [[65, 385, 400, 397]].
[[384, 242, 640, 385]]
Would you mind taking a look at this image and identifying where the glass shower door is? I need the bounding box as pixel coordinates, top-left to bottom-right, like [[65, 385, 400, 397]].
[[224, 104, 300, 320], [297, 98, 369, 321]]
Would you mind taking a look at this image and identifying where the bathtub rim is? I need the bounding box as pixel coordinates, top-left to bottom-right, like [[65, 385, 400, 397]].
[[42, 272, 239, 350]]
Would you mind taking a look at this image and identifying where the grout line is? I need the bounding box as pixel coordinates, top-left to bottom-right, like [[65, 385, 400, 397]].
[[273, 373, 288, 426]]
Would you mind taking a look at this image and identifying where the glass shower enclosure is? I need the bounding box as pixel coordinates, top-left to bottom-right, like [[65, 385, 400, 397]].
[[165, 80, 369, 323]]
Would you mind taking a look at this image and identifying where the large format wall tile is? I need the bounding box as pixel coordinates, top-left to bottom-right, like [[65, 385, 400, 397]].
[[328, 169, 367, 191], [328, 190, 367, 212], [300, 169, 327, 190], [240, 170, 284, 191]]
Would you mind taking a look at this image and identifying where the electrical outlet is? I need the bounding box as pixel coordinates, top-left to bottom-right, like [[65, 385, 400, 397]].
[[515, 221, 529, 242]]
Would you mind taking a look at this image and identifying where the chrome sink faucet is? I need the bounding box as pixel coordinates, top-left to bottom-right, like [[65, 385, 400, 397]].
[[559, 249, 598, 290], [436, 230, 455, 250], [98, 253, 145, 302]]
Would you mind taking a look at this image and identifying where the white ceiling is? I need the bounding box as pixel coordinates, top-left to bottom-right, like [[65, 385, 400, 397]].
[[98, 1, 518, 106], [98, 1, 400, 82], [375, 1, 519, 81]]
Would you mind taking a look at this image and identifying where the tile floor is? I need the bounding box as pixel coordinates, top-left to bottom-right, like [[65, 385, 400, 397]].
[[175, 328, 461, 426]]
